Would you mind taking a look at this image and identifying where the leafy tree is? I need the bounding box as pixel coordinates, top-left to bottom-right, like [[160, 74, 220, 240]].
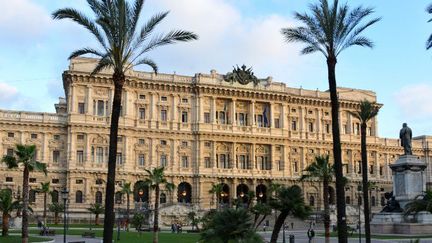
[[405, 191, 432, 217], [188, 211, 200, 231], [0, 189, 20, 236], [120, 182, 132, 231], [199, 208, 263, 243], [48, 203, 64, 225], [143, 167, 175, 243], [269, 186, 311, 243], [2, 144, 47, 243], [349, 100, 379, 243], [131, 213, 145, 231], [209, 184, 224, 209], [36, 182, 50, 224], [281, 1, 380, 241], [301, 155, 334, 243], [52, 1, 198, 242], [427, 4, 432, 50], [250, 203, 272, 231], [88, 203, 105, 225]]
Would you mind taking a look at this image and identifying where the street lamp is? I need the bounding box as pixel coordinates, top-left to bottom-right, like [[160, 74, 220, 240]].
[[61, 188, 69, 243]]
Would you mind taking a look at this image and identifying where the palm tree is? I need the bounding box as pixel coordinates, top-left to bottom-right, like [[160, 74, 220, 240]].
[[281, 1, 380, 241], [37, 182, 50, 225], [0, 189, 21, 236], [2, 144, 47, 243], [52, 1, 198, 242], [120, 182, 132, 231], [301, 155, 334, 243], [426, 4, 432, 50], [48, 203, 64, 225], [209, 183, 224, 209], [349, 100, 379, 243], [269, 185, 311, 243], [250, 202, 272, 231], [88, 203, 105, 225], [143, 167, 174, 243], [199, 208, 262, 243], [405, 190, 432, 216]]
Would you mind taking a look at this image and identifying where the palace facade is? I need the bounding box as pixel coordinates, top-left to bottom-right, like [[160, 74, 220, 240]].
[[1, 57, 431, 219]]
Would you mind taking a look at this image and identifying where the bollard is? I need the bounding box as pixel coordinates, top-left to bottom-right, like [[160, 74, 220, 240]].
[[289, 234, 295, 243]]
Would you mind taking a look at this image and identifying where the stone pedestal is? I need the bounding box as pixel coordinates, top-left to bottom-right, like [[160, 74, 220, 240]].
[[390, 155, 427, 208]]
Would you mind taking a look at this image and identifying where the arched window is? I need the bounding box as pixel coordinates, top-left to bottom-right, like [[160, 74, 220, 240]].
[[29, 189, 36, 203], [309, 195, 315, 207], [75, 190, 83, 203], [95, 191, 103, 204], [371, 196, 376, 207], [358, 196, 362, 205], [115, 191, 123, 204], [177, 182, 192, 203], [51, 190, 59, 203], [345, 196, 351, 205], [381, 196, 386, 206], [160, 193, 167, 204]]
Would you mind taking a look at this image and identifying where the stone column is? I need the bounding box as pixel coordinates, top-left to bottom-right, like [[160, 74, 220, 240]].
[[251, 143, 256, 170], [250, 101, 256, 127], [269, 102, 274, 128], [231, 98, 236, 126], [212, 141, 217, 169], [70, 85, 75, 113], [281, 104, 287, 130], [211, 97, 217, 124], [86, 85, 93, 115], [232, 142, 237, 169]]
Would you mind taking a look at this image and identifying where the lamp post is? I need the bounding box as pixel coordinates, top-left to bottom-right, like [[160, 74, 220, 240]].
[[61, 188, 69, 243], [282, 222, 286, 243], [182, 190, 187, 204], [138, 189, 144, 209], [357, 184, 362, 243]]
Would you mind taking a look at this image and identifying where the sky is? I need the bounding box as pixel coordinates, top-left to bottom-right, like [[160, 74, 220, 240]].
[[1, 0, 432, 139]]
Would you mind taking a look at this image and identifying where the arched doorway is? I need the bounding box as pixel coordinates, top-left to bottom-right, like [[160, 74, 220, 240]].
[[309, 195, 315, 207], [220, 183, 230, 204], [133, 181, 149, 203], [177, 182, 192, 203], [256, 184, 267, 203], [328, 186, 336, 205], [236, 184, 249, 204]]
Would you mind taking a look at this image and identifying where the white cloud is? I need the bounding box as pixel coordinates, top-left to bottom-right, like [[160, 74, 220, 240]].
[[0, 82, 18, 102], [0, 0, 52, 39], [394, 83, 432, 120]]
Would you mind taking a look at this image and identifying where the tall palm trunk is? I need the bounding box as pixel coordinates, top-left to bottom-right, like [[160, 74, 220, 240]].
[[153, 186, 160, 243], [54, 212, 59, 225], [95, 214, 100, 225], [22, 166, 29, 243], [43, 192, 47, 224], [126, 193, 130, 231], [327, 55, 347, 243], [269, 211, 288, 243], [103, 70, 124, 243], [323, 178, 330, 243], [2, 212, 9, 236], [361, 122, 371, 243]]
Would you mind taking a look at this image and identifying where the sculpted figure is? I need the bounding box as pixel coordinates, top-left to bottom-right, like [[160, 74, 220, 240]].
[[399, 123, 412, 155]]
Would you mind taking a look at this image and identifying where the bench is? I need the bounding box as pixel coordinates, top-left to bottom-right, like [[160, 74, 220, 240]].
[[82, 231, 96, 238]]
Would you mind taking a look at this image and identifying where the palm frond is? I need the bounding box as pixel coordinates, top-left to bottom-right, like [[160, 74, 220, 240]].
[[131, 11, 170, 51], [69, 48, 105, 60], [138, 30, 198, 56], [2, 155, 18, 169], [29, 161, 48, 175], [91, 55, 113, 75], [133, 57, 158, 73]]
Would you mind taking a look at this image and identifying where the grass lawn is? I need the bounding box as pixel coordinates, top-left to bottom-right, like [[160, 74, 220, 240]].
[[322, 232, 432, 240], [0, 235, 53, 243], [10, 229, 201, 243]]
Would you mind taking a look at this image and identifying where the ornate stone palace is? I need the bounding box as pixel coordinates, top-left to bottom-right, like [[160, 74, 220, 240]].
[[1, 57, 431, 219]]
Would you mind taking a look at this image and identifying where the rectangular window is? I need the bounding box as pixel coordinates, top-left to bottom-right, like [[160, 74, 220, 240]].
[[204, 112, 211, 123], [7, 132, 14, 138], [52, 150, 60, 163], [181, 156, 189, 168], [161, 96, 167, 101], [204, 141, 211, 147], [294, 161, 298, 173], [237, 113, 245, 126], [7, 148, 14, 156], [161, 109, 167, 121], [29, 178, 36, 183], [78, 102, 85, 114], [31, 133, 38, 139], [278, 160, 284, 171], [369, 165, 374, 174], [52, 178, 59, 184], [96, 147, 104, 163], [308, 122, 314, 132], [239, 155, 247, 169], [117, 136, 123, 142], [139, 94, 146, 99], [291, 121, 297, 131], [160, 155, 167, 167], [182, 98, 188, 103], [138, 154, 145, 166], [343, 164, 349, 174], [77, 134, 84, 140], [76, 179, 83, 184], [160, 140, 167, 145], [354, 123, 360, 135], [343, 124, 349, 134], [257, 115, 263, 127], [326, 123, 331, 133], [54, 134, 60, 140], [181, 111, 188, 123], [138, 139, 145, 144], [77, 150, 84, 164], [97, 100, 105, 116], [219, 154, 228, 168], [139, 108, 146, 120], [6, 177, 13, 182], [116, 153, 123, 165], [182, 141, 188, 147], [379, 166, 384, 176], [204, 157, 211, 168], [274, 118, 280, 128], [357, 161, 362, 174], [367, 127, 372, 136]]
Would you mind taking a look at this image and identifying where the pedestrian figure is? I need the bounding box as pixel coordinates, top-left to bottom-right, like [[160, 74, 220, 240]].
[[291, 222, 294, 229], [307, 228, 315, 243], [171, 223, 176, 233]]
